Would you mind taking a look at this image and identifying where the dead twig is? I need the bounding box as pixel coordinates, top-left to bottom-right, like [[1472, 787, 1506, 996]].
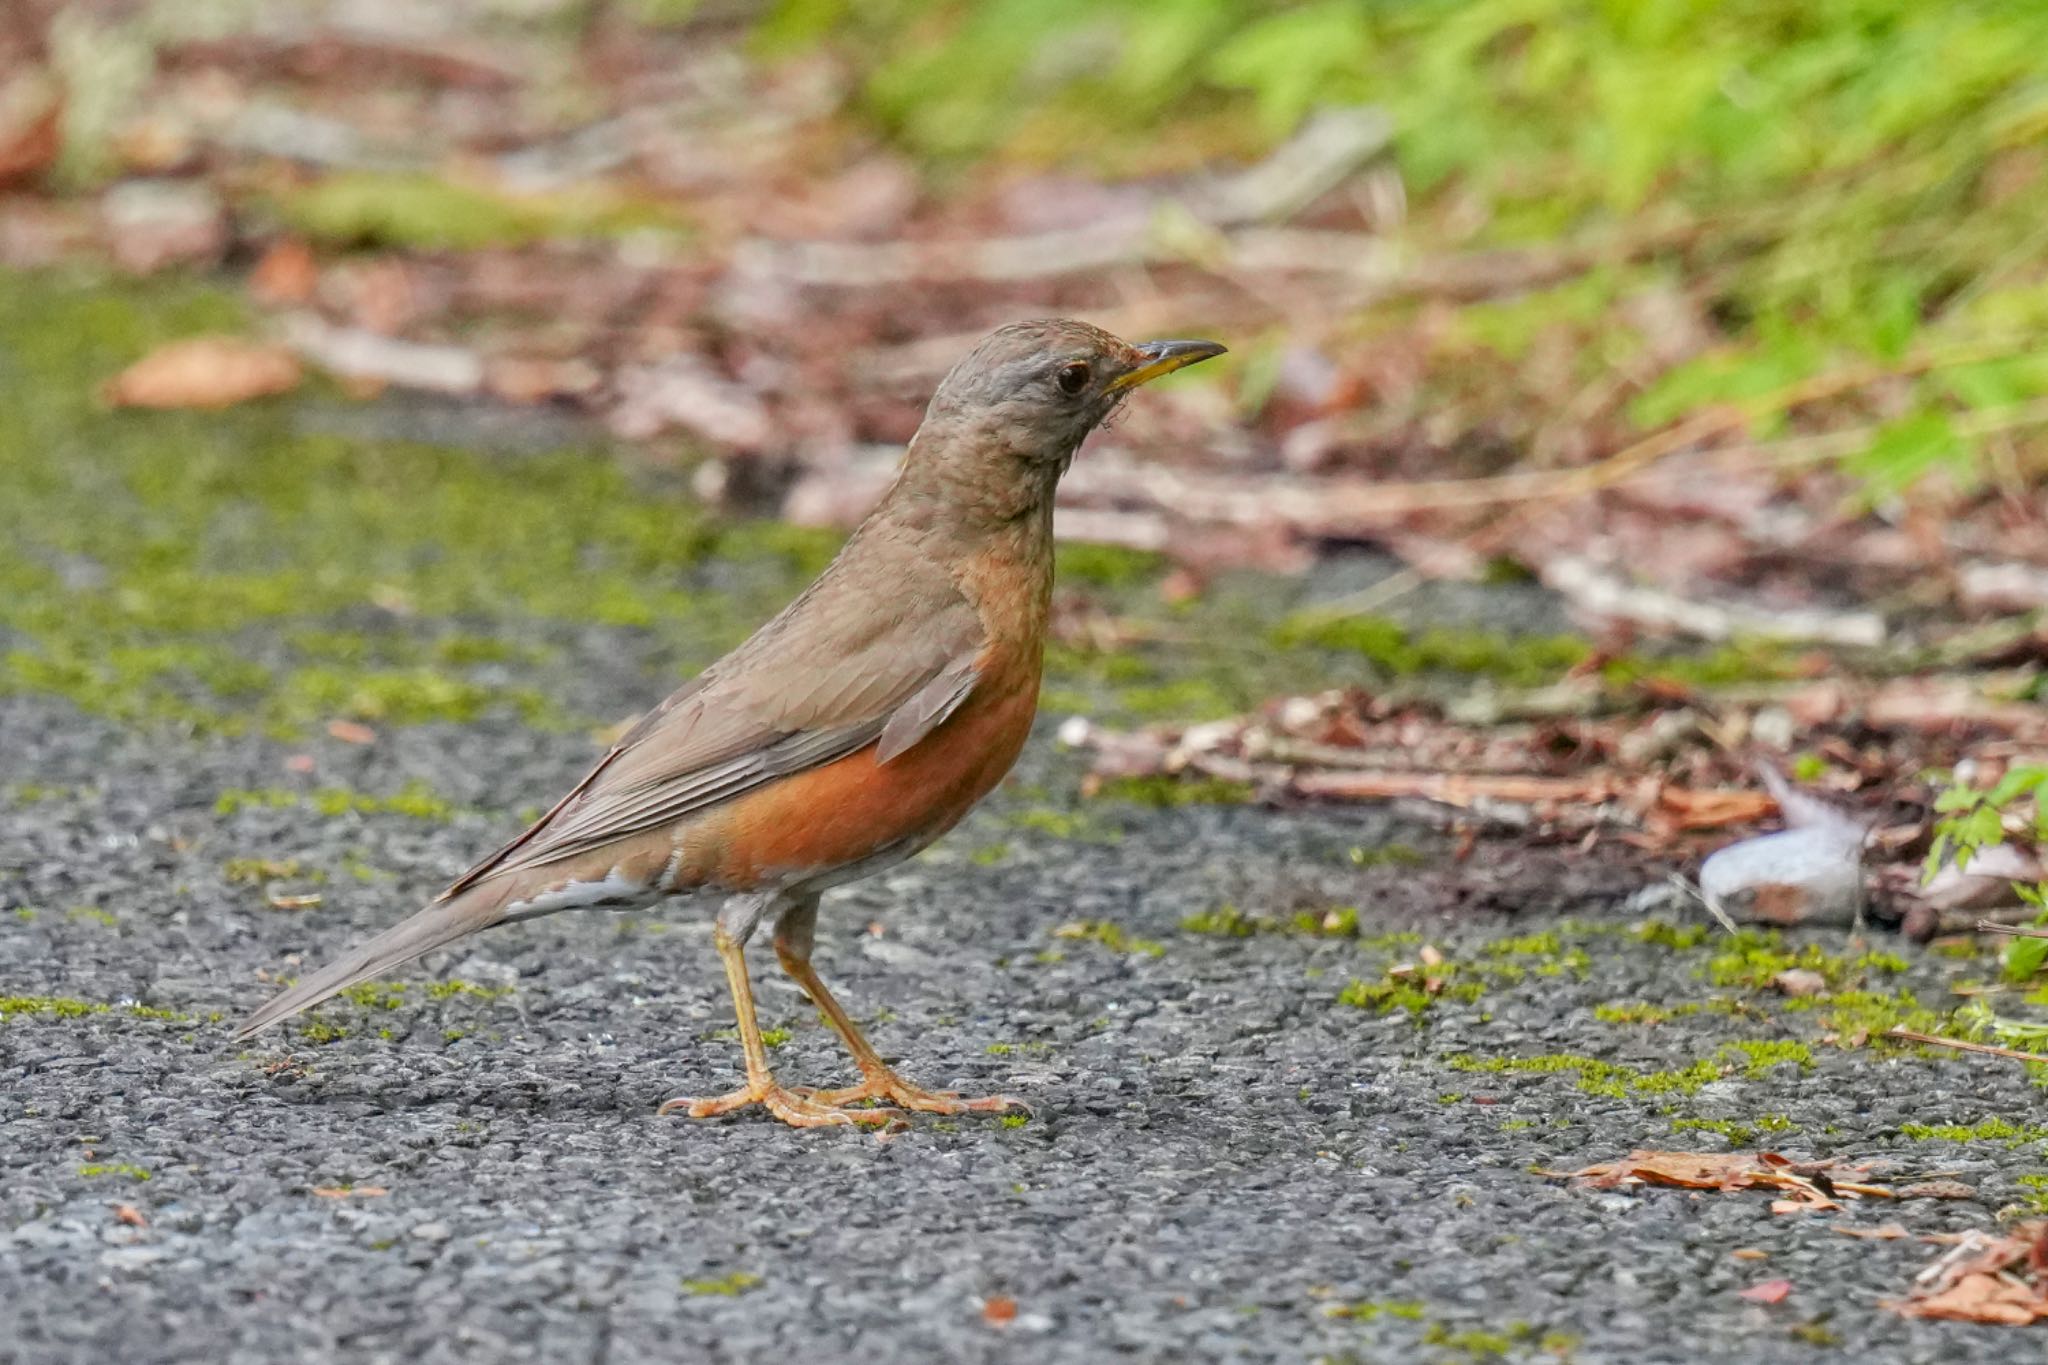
[[1976, 920, 2048, 939], [1885, 1028, 2048, 1066]]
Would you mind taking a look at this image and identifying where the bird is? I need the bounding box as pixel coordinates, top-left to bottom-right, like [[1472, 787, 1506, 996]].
[[234, 319, 1226, 1129]]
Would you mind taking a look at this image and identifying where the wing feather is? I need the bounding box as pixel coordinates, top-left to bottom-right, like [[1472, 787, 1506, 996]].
[[438, 535, 986, 896], [875, 652, 982, 764]]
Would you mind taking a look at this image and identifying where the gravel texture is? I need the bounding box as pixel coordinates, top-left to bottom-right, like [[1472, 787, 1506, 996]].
[[2, 691, 2042, 1365]]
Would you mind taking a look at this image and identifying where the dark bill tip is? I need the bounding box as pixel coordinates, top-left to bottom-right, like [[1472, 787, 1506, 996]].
[[1107, 338, 1229, 391]]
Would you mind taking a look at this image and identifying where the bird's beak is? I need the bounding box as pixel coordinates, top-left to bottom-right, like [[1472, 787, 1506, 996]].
[[1107, 338, 1228, 392]]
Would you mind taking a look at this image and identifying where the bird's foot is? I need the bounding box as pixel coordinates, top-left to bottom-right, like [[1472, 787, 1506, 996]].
[[658, 1080, 902, 1130], [800, 1066, 1025, 1117]]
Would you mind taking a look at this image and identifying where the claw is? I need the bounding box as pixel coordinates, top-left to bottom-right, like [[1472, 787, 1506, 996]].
[[659, 1081, 904, 1129], [800, 1068, 1025, 1116]]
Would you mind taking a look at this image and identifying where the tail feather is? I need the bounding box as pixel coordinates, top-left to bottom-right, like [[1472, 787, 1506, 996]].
[[232, 886, 507, 1042]]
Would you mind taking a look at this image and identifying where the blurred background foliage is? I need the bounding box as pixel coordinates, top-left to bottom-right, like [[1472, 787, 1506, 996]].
[[6, 0, 2048, 740], [759, 0, 2048, 495]]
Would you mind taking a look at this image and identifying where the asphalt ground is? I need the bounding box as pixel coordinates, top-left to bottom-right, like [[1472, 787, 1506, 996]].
[[3, 687, 2043, 1365]]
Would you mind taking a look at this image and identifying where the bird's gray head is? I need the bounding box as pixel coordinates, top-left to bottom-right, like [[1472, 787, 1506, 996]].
[[919, 319, 1227, 474]]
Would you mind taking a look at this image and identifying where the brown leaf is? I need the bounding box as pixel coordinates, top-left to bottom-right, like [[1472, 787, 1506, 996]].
[[1656, 786, 1776, 830], [312, 1186, 389, 1199], [1896, 1179, 1977, 1201], [103, 337, 302, 410], [485, 355, 602, 405], [981, 1295, 1018, 1326], [1544, 1149, 1885, 1212], [114, 1204, 148, 1227], [1834, 1223, 1912, 1240], [1731, 1248, 1769, 1260], [250, 239, 319, 306], [1892, 1274, 2047, 1325], [0, 73, 62, 189], [1887, 1224, 2048, 1325], [1738, 1279, 1793, 1304]]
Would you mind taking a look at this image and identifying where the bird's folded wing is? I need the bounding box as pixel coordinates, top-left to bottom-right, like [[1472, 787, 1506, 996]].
[[875, 652, 982, 764], [438, 566, 985, 897]]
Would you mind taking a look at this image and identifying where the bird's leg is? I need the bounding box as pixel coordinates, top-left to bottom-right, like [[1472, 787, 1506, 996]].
[[772, 895, 1023, 1116], [660, 895, 899, 1129]]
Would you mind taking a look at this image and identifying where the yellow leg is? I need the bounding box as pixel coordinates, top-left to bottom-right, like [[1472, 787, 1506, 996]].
[[773, 898, 1023, 1117], [659, 920, 898, 1129]]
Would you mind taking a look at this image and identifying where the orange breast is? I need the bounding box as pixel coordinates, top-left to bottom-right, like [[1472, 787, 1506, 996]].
[[703, 651, 1040, 890]]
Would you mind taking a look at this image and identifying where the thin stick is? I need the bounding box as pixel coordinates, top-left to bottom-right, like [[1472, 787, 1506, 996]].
[[1976, 920, 2048, 939], [1886, 1028, 2048, 1065]]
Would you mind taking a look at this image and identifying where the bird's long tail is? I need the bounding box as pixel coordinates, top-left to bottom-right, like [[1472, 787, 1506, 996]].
[[232, 883, 509, 1041]]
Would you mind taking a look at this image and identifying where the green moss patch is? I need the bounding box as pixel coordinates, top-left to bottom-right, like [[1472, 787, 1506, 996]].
[[1053, 541, 1168, 588], [1898, 1118, 2048, 1146], [214, 781, 458, 821], [1635, 921, 1713, 951], [1052, 920, 1164, 957], [680, 1271, 761, 1297], [2, 995, 185, 1023], [1090, 775, 1254, 808], [1182, 904, 1361, 938], [1704, 931, 1908, 991], [77, 1163, 151, 1181], [1003, 807, 1121, 844], [1275, 614, 1591, 687], [1672, 1114, 1796, 1146], [1449, 1052, 1722, 1101], [1322, 1300, 1426, 1322], [1593, 1001, 1696, 1026], [1340, 966, 1486, 1019], [0, 272, 838, 739], [263, 171, 689, 251]]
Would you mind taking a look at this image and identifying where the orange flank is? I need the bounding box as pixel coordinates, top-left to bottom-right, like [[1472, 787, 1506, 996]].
[[712, 654, 1039, 888]]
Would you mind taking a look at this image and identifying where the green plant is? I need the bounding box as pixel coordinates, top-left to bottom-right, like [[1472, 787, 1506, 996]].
[[1926, 767, 2048, 982], [764, 0, 2048, 500]]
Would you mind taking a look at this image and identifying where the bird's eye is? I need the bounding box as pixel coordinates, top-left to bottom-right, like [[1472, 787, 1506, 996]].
[[1056, 361, 1090, 395]]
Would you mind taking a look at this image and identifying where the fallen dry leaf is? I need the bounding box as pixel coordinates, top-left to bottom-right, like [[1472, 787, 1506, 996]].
[[981, 1295, 1018, 1326], [1888, 1224, 2048, 1325], [1657, 786, 1777, 830], [103, 337, 302, 410], [113, 1204, 147, 1228], [326, 719, 378, 745], [250, 238, 319, 306], [0, 72, 62, 188], [312, 1186, 389, 1199], [1544, 1150, 1896, 1213], [1731, 1248, 1770, 1261], [1738, 1279, 1793, 1304], [1896, 1179, 1977, 1201], [1835, 1223, 1913, 1240]]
